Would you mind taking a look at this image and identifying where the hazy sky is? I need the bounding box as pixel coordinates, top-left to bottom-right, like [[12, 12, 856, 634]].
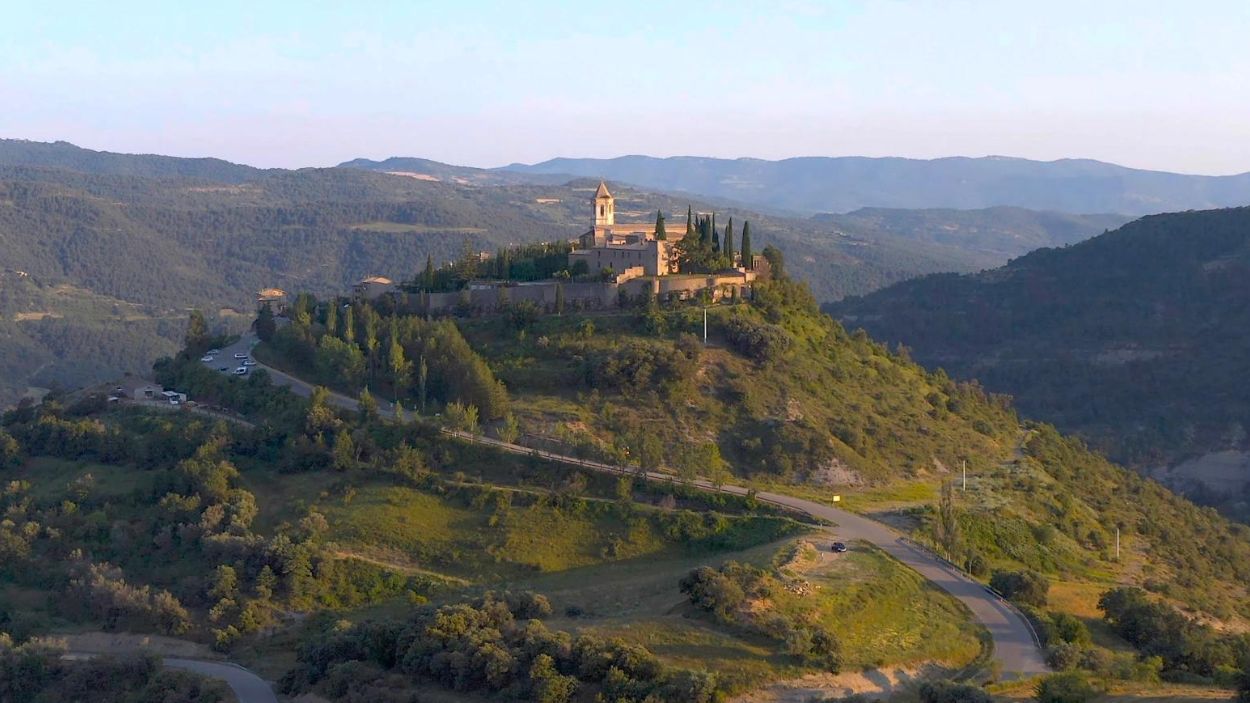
[[4, 1, 1249, 173]]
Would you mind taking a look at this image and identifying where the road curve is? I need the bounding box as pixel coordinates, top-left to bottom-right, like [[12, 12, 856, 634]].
[[228, 342, 1048, 677], [450, 432, 1050, 678], [64, 654, 276, 703], [163, 658, 278, 703]]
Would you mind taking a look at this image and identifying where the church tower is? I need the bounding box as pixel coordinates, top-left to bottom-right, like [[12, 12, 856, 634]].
[[593, 181, 615, 227]]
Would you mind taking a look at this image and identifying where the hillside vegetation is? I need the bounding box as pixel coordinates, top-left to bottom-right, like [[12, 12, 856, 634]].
[[264, 271, 1250, 633], [0, 141, 1080, 408], [829, 207, 1250, 517]]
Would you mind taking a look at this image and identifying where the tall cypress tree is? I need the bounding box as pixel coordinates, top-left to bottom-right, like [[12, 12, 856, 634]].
[[712, 228, 720, 253], [654, 210, 667, 241], [422, 254, 435, 291], [685, 206, 694, 241], [740, 221, 753, 269], [723, 217, 734, 265]]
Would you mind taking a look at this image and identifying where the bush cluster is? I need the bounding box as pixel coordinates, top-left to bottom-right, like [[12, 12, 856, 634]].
[[282, 592, 719, 703]]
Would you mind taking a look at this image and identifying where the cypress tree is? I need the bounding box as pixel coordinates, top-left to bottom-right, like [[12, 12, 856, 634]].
[[712, 228, 720, 253], [555, 282, 566, 315], [740, 221, 753, 268], [325, 302, 338, 339], [723, 218, 735, 265], [422, 254, 435, 291], [418, 355, 428, 413], [654, 210, 667, 241], [342, 305, 355, 344], [685, 206, 694, 240]]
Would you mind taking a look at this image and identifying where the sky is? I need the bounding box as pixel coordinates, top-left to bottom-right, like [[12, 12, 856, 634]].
[[3, 1, 1249, 174]]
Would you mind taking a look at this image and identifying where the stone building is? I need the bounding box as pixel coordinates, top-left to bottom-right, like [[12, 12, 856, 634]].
[[569, 182, 676, 276]]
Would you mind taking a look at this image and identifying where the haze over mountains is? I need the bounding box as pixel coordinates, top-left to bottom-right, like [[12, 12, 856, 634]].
[[499, 154, 1250, 216]]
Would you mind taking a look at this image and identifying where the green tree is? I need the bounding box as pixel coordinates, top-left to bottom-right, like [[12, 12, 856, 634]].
[[418, 355, 429, 413], [740, 220, 753, 268], [0, 430, 20, 469], [332, 429, 356, 471], [762, 244, 785, 278], [185, 309, 210, 352], [498, 413, 520, 444], [323, 301, 337, 339], [422, 254, 435, 291], [554, 282, 565, 315], [685, 205, 694, 241], [935, 480, 963, 561], [358, 387, 379, 422], [255, 305, 276, 342], [654, 210, 667, 241], [529, 653, 578, 703], [341, 305, 355, 345], [444, 401, 480, 434], [387, 330, 412, 394], [723, 217, 734, 265]]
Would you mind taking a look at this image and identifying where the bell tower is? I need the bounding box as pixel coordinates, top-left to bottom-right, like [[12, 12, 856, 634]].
[[593, 181, 615, 227]]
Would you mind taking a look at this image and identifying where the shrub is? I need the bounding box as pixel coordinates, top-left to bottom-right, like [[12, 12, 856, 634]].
[[990, 569, 1049, 607], [919, 679, 993, 703], [723, 315, 791, 363], [1035, 672, 1097, 703], [1045, 642, 1084, 671]]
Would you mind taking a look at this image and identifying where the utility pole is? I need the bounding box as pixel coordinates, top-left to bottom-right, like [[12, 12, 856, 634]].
[[1115, 527, 1120, 560], [962, 460, 967, 491], [703, 307, 708, 345]]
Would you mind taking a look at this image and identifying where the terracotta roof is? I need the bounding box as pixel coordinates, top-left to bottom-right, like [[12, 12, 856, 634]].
[[593, 181, 612, 199], [358, 276, 394, 285], [257, 288, 287, 299]]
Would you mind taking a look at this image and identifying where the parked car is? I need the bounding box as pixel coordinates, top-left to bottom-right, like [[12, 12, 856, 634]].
[[233, 352, 249, 359], [207, 349, 220, 355], [218, 366, 229, 372], [831, 542, 848, 553], [200, 355, 214, 362], [242, 359, 257, 366], [233, 367, 248, 375]]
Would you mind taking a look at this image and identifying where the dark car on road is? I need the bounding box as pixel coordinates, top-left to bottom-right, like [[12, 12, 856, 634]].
[[831, 542, 848, 553]]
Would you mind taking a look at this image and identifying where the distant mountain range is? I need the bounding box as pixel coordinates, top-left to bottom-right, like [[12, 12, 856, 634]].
[[500, 155, 1250, 216], [829, 207, 1250, 518]]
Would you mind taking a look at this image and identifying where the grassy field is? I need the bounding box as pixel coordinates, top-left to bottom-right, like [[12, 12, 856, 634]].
[[549, 539, 985, 692]]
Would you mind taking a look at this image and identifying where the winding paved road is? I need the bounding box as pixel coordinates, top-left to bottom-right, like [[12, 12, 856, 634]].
[[448, 432, 1050, 678], [163, 659, 278, 703], [65, 654, 276, 703], [208, 335, 1048, 678]]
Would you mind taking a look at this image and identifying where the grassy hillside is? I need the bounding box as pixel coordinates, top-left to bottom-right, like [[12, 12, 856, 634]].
[[828, 207, 1250, 517]]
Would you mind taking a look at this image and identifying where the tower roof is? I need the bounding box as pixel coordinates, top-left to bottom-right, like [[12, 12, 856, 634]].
[[593, 181, 612, 199]]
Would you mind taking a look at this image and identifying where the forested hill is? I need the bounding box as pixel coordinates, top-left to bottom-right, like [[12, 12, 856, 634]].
[[829, 206, 1250, 487], [338, 156, 568, 186], [816, 207, 1131, 265], [0, 138, 264, 182], [502, 154, 1250, 216], [0, 159, 999, 407]]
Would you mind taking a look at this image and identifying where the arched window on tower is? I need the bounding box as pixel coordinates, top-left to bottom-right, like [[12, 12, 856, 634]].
[[600, 206, 604, 216]]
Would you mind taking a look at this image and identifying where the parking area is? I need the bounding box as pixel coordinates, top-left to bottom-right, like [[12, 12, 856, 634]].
[[199, 334, 259, 377]]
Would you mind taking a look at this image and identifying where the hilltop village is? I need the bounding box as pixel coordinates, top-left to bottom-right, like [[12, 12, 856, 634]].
[[263, 182, 770, 315]]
